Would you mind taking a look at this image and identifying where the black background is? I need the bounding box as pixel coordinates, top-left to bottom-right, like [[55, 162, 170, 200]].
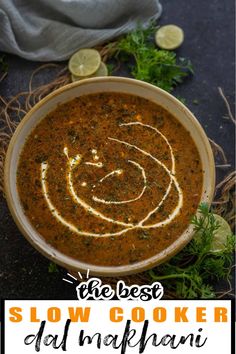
[[0, 0, 235, 299]]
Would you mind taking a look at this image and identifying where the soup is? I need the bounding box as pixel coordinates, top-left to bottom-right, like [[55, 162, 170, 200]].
[[17, 92, 203, 266]]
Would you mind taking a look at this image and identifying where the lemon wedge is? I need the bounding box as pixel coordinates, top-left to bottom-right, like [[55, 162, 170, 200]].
[[155, 25, 184, 50], [71, 62, 108, 82], [69, 49, 101, 77]]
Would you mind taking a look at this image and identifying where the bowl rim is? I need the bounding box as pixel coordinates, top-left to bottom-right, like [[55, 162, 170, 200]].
[[4, 76, 215, 276]]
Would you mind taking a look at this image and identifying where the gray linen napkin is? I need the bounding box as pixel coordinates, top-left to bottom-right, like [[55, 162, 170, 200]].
[[0, 0, 162, 61]]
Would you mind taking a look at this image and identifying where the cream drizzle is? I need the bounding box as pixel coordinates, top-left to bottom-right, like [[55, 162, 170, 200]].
[[41, 120, 183, 237], [99, 169, 123, 183], [108, 136, 183, 227], [120, 121, 175, 173], [91, 148, 99, 161], [41, 162, 132, 237], [41, 162, 80, 234], [85, 162, 103, 168], [93, 160, 147, 205], [118, 121, 183, 226], [64, 148, 133, 228]]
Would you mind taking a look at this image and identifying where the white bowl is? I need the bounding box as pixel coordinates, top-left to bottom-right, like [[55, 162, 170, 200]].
[[4, 77, 215, 276]]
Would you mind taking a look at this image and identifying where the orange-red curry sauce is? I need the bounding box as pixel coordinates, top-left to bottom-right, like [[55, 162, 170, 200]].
[[17, 93, 203, 266]]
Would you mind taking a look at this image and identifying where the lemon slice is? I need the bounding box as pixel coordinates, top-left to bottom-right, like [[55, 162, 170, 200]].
[[69, 49, 101, 77], [71, 62, 108, 82], [92, 62, 108, 77], [194, 214, 232, 252], [155, 25, 184, 50], [71, 74, 81, 82], [210, 214, 232, 252]]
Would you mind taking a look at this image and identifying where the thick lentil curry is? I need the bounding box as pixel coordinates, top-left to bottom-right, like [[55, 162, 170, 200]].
[[17, 93, 203, 266]]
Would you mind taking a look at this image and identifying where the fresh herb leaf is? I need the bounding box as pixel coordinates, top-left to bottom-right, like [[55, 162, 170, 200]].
[[48, 262, 59, 273], [112, 23, 193, 92], [106, 63, 115, 75], [149, 203, 235, 299]]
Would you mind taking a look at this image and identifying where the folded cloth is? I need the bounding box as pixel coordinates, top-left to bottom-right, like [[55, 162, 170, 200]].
[[0, 0, 162, 62]]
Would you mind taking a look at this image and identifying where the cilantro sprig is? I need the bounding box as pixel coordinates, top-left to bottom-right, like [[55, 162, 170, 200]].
[[113, 23, 193, 92], [48, 262, 59, 273], [149, 204, 235, 299]]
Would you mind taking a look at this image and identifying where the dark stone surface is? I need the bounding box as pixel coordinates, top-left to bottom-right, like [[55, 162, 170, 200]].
[[0, 0, 235, 299]]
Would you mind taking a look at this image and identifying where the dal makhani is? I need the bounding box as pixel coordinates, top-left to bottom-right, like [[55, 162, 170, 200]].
[[17, 93, 203, 266]]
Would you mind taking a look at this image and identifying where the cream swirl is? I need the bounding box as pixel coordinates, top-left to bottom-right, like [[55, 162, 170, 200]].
[[41, 121, 183, 237]]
